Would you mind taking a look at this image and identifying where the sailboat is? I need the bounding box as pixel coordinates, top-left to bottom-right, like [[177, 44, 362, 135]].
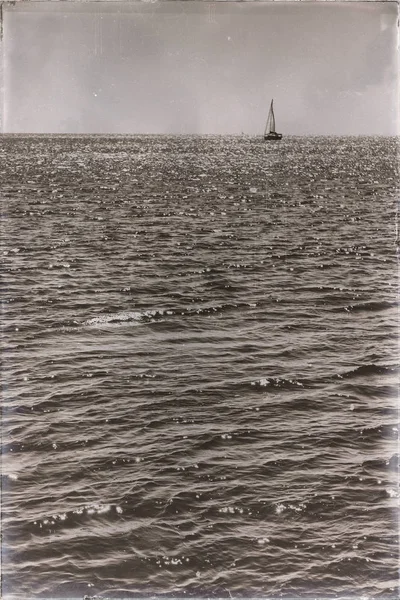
[[264, 99, 282, 141]]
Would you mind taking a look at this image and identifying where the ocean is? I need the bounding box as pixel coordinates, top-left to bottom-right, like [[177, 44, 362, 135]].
[[1, 134, 399, 599]]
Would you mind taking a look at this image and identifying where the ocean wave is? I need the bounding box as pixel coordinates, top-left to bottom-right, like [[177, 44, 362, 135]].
[[250, 376, 307, 389], [85, 309, 166, 326], [83, 301, 258, 327], [341, 300, 397, 313], [30, 503, 124, 534], [336, 364, 399, 379]]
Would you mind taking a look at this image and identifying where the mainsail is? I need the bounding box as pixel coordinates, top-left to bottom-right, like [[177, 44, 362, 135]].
[[265, 100, 276, 135]]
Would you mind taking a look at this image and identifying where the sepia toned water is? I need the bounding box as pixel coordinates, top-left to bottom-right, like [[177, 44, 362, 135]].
[[1, 135, 399, 599]]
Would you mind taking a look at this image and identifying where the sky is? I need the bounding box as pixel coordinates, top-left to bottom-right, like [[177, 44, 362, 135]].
[[3, 1, 399, 135]]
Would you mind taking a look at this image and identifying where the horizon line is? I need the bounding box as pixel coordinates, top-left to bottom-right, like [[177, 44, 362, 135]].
[[1, 132, 399, 138]]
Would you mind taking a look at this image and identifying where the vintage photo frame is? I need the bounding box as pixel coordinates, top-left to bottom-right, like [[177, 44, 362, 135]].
[[1, 0, 399, 599]]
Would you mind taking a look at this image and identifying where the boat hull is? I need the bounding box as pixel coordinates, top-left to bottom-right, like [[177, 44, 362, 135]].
[[264, 133, 282, 141]]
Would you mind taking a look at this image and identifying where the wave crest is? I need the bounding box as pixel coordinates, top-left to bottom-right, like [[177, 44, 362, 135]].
[[337, 364, 399, 379], [84, 301, 257, 327]]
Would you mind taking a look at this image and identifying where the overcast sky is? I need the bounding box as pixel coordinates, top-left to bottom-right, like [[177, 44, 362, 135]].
[[3, 1, 399, 135]]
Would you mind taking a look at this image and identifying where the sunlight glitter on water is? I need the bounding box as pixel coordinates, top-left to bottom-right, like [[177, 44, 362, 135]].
[[1, 134, 398, 598]]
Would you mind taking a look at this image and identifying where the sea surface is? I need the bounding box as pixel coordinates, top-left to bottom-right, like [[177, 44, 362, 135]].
[[1, 135, 399, 600]]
